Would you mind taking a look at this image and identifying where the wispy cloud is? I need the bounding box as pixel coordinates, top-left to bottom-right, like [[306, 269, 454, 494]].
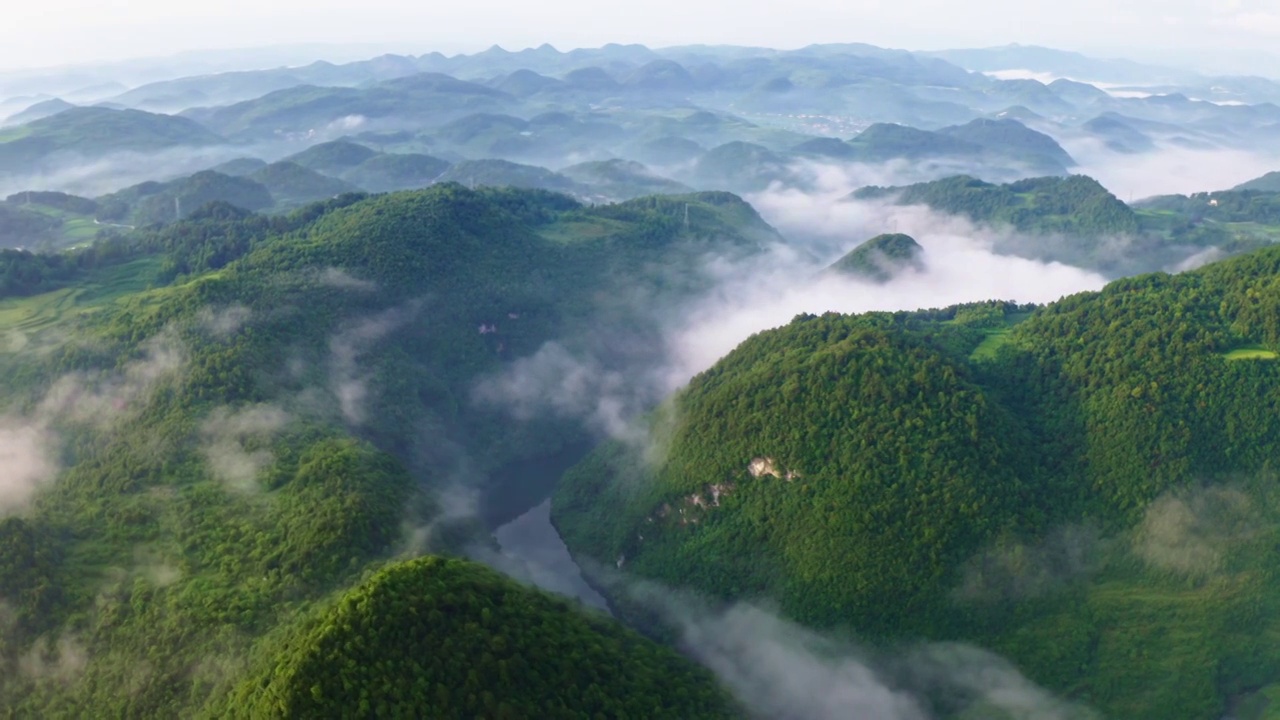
[[199, 403, 291, 492], [608, 576, 1099, 720], [328, 303, 419, 425], [0, 329, 187, 516]]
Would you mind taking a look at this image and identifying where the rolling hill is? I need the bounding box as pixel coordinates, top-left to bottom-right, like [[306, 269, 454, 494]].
[[1234, 171, 1280, 192], [248, 161, 359, 208], [560, 159, 691, 201], [0, 107, 224, 172], [851, 174, 1142, 269], [0, 191, 103, 250], [183, 74, 512, 140], [843, 122, 983, 162], [3, 98, 76, 126], [435, 158, 583, 195], [0, 184, 780, 716], [95, 170, 274, 225], [340, 152, 451, 193], [936, 118, 1075, 174], [281, 139, 379, 175]]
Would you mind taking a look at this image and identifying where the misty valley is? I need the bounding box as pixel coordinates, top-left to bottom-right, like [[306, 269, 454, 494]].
[[5, 38, 1280, 720]]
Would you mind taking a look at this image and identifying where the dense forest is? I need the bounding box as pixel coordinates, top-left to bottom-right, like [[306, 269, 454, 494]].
[[9, 171, 1280, 718], [554, 245, 1280, 719], [826, 232, 924, 281], [0, 184, 779, 716], [217, 556, 735, 718], [11, 33, 1280, 719]]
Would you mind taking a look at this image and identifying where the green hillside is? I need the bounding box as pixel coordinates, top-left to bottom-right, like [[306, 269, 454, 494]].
[[0, 107, 224, 171], [283, 139, 379, 175], [1234, 171, 1280, 192], [96, 170, 274, 225], [692, 141, 795, 194], [854, 174, 1137, 237], [937, 118, 1075, 173], [852, 174, 1147, 270], [5, 191, 98, 217], [794, 121, 1075, 176], [341, 152, 451, 193], [1138, 190, 1280, 225], [187, 75, 511, 140], [217, 556, 735, 719], [0, 184, 777, 716], [844, 122, 983, 162], [0, 192, 104, 251], [249, 161, 359, 208], [209, 157, 269, 176], [1133, 190, 1280, 257], [631, 135, 704, 166], [555, 246, 1280, 719], [560, 159, 691, 200], [0, 203, 66, 249], [436, 159, 583, 195]]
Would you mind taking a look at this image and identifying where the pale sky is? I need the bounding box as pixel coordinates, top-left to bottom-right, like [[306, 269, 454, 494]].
[[3, 0, 1278, 73]]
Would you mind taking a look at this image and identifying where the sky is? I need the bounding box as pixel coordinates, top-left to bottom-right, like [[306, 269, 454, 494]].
[[2, 0, 1279, 74]]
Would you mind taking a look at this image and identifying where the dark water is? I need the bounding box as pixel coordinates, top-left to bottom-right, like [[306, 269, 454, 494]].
[[492, 499, 611, 613], [479, 441, 594, 528]]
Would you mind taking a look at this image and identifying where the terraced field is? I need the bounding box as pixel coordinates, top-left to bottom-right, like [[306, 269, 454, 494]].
[[967, 312, 1032, 361], [0, 257, 162, 353]]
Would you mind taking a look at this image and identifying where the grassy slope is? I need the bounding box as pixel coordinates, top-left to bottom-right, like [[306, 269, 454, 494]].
[[0, 257, 162, 353], [1223, 344, 1279, 360], [966, 312, 1032, 361], [0, 202, 105, 252]]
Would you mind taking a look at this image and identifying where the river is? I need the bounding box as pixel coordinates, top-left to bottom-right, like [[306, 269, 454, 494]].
[[491, 498, 611, 613]]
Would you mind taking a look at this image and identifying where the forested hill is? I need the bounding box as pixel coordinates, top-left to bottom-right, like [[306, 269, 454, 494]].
[[216, 556, 736, 718], [842, 173, 1267, 275], [0, 184, 777, 716], [0, 107, 223, 173], [826, 232, 924, 282], [852, 174, 1139, 237], [554, 244, 1280, 719], [844, 174, 1280, 277]]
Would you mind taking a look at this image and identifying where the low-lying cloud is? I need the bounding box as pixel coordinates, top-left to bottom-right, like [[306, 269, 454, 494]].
[[199, 403, 291, 492], [0, 329, 187, 515], [196, 304, 251, 338], [0, 144, 283, 199], [317, 267, 377, 293], [956, 525, 1102, 603], [613, 577, 1098, 720], [472, 342, 652, 445], [17, 634, 88, 684], [474, 164, 1108, 449], [0, 421, 57, 513], [328, 303, 419, 426], [37, 330, 185, 426], [1133, 484, 1261, 580], [683, 168, 1108, 386], [1064, 137, 1280, 199]]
